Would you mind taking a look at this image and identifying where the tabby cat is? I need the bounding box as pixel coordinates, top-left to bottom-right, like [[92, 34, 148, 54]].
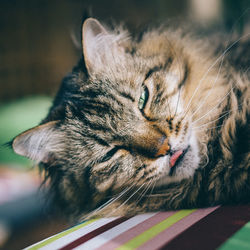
[[12, 18, 250, 221]]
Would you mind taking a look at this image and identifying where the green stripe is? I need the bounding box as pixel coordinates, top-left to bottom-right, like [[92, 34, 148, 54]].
[[117, 209, 196, 250], [219, 222, 250, 250], [27, 218, 99, 250]]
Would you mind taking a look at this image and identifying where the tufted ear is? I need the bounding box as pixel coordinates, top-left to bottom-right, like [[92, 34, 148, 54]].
[[82, 18, 124, 76], [12, 121, 61, 163]]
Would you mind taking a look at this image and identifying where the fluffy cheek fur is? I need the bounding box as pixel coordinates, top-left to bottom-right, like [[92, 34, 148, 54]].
[[90, 153, 144, 193], [91, 129, 200, 195]]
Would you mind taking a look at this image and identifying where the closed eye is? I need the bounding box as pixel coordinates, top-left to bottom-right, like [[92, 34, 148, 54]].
[[99, 146, 123, 163]]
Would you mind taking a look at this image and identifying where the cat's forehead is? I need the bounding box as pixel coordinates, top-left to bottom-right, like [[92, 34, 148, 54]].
[[87, 60, 145, 92], [75, 30, 188, 105], [92, 55, 184, 90]]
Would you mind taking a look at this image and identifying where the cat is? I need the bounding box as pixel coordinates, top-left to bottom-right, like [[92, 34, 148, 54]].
[[12, 18, 250, 221]]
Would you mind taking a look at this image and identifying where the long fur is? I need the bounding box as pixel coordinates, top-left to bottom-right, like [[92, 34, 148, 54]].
[[13, 18, 250, 222]]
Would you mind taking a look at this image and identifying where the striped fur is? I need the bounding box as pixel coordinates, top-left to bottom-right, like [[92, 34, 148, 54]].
[[13, 18, 250, 221]]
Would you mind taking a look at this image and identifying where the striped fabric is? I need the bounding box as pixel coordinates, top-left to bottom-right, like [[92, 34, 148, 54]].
[[27, 205, 250, 250]]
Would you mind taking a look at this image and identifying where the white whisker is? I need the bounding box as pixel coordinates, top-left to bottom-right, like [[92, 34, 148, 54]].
[[149, 179, 157, 196], [83, 185, 134, 220], [135, 179, 154, 205], [194, 124, 224, 132], [182, 33, 250, 119], [174, 87, 182, 117], [193, 104, 242, 129], [190, 55, 225, 120], [107, 183, 146, 217], [192, 84, 235, 124]]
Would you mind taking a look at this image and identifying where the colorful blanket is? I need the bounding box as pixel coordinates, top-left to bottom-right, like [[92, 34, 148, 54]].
[[27, 205, 250, 250]]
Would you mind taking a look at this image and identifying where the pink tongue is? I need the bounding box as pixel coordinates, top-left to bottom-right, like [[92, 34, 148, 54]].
[[170, 150, 183, 168]]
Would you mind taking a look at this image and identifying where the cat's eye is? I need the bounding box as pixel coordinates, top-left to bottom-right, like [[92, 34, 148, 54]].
[[138, 87, 149, 110], [100, 146, 122, 163]]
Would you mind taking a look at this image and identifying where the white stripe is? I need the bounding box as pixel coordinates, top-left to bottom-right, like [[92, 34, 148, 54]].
[[74, 213, 156, 250], [25, 231, 62, 250], [39, 217, 118, 250]]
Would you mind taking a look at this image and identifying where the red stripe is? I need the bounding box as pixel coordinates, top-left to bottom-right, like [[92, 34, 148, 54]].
[[159, 205, 250, 250], [59, 217, 128, 250], [139, 206, 218, 250], [97, 211, 176, 250]]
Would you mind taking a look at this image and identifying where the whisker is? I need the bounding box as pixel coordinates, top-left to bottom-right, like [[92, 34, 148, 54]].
[[144, 178, 165, 198], [135, 179, 154, 205], [107, 183, 146, 217], [189, 55, 225, 120], [192, 65, 249, 127], [164, 35, 184, 118], [82, 197, 116, 221], [192, 84, 235, 124], [226, 8, 250, 46], [174, 86, 182, 117], [171, 47, 184, 119], [83, 185, 134, 220], [194, 124, 224, 132], [182, 33, 250, 119], [243, 66, 250, 74], [149, 179, 157, 197], [192, 104, 242, 129]]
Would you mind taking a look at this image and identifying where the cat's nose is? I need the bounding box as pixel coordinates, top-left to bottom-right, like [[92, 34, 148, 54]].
[[154, 137, 171, 157]]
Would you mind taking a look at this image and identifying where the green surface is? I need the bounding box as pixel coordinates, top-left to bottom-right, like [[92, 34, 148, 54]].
[[117, 209, 196, 250], [0, 96, 52, 166], [219, 222, 250, 250]]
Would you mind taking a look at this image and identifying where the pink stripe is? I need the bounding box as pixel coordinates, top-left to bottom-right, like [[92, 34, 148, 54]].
[[96, 211, 176, 250], [138, 206, 219, 250]]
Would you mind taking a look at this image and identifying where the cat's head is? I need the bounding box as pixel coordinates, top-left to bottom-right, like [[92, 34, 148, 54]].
[[13, 18, 201, 212]]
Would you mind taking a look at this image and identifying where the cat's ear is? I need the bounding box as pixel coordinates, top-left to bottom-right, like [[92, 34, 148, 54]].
[[82, 18, 109, 75], [82, 18, 123, 75], [12, 121, 61, 163]]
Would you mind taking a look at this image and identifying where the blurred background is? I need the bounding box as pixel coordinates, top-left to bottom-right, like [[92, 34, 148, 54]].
[[0, 0, 249, 249]]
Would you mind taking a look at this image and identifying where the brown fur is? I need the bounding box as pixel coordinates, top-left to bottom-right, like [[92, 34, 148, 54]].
[[13, 18, 250, 222]]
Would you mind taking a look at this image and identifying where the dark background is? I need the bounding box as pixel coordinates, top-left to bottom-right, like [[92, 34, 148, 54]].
[[0, 0, 249, 102]]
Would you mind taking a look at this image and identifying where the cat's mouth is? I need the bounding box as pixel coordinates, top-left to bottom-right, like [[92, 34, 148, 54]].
[[169, 146, 190, 174]]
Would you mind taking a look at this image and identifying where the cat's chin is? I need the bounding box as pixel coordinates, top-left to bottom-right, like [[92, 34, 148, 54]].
[[155, 133, 200, 186]]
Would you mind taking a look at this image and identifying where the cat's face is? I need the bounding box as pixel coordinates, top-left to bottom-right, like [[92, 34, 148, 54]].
[[13, 19, 200, 201]]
